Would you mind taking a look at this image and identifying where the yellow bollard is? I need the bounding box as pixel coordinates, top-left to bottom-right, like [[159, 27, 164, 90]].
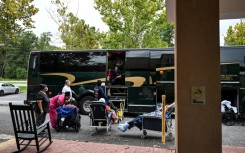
[[162, 95, 166, 144]]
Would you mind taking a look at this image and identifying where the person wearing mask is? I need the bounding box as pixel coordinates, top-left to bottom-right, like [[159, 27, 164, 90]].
[[35, 84, 50, 126], [62, 80, 72, 98], [49, 92, 71, 128]]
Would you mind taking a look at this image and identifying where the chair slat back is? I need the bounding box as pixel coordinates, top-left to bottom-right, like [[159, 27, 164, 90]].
[[90, 102, 106, 120], [9, 103, 37, 134]]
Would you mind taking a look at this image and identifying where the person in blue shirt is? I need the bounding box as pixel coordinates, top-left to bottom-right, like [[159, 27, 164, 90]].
[[94, 80, 108, 101]]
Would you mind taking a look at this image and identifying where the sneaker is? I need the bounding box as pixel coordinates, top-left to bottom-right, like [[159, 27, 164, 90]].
[[165, 114, 171, 119], [117, 122, 129, 132], [166, 132, 174, 141]]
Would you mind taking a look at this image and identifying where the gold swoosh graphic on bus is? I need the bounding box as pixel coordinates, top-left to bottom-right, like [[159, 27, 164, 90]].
[[41, 73, 76, 83], [220, 62, 240, 65], [156, 66, 175, 71], [72, 77, 145, 87], [71, 78, 106, 86], [156, 63, 239, 71], [41, 73, 145, 87], [125, 77, 146, 87]]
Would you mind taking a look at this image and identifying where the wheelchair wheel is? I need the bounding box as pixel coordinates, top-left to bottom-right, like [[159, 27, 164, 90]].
[[223, 113, 235, 126], [55, 123, 61, 132], [141, 130, 147, 139], [241, 114, 245, 126], [75, 115, 81, 132], [55, 116, 62, 132]]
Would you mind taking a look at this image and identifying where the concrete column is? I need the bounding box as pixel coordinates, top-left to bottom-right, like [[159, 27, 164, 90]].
[[175, 0, 221, 153]]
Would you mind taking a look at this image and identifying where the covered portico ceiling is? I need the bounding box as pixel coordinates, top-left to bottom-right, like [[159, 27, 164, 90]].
[[166, 0, 245, 22]]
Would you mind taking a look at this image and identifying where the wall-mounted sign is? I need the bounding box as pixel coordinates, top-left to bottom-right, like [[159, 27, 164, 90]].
[[191, 86, 205, 104]]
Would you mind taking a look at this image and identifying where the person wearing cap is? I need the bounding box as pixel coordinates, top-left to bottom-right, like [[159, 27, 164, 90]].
[[35, 84, 50, 126], [62, 80, 72, 99], [49, 92, 71, 128]]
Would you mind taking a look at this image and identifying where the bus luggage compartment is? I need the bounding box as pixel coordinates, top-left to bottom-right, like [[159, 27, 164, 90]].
[[128, 86, 156, 113]]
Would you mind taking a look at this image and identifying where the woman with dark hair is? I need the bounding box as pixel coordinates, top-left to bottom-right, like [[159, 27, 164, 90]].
[[49, 92, 71, 128], [35, 84, 50, 126]]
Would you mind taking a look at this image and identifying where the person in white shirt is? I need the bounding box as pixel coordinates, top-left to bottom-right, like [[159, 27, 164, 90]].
[[62, 80, 72, 98], [221, 99, 237, 113]]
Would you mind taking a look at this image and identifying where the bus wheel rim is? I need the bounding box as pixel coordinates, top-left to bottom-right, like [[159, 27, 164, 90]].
[[83, 100, 91, 112]]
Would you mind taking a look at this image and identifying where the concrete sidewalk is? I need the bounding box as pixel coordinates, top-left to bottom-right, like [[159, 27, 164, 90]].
[[1, 139, 245, 153]]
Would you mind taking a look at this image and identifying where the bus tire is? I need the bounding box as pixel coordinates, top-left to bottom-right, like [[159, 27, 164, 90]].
[[79, 96, 94, 115]]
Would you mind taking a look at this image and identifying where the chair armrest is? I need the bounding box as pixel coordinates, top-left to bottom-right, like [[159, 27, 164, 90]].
[[37, 119, 50, 134], [38, 119, 50, 127]]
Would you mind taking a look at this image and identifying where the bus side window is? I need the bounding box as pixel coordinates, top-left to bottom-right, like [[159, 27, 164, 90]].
[[30, 54, 38, 69]]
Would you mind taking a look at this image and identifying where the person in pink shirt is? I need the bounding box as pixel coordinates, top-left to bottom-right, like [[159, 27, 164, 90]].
[[49, 92, 70, 128]]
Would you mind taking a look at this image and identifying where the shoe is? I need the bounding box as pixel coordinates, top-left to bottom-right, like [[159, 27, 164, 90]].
[[117, 122, 129, 132], [166, 132, 174, 141], [165, 114, 171, 119], [118, 125, 126, 132]]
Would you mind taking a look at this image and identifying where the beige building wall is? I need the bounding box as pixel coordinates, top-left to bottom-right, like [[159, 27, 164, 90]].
[[174, 0, 222, 153]]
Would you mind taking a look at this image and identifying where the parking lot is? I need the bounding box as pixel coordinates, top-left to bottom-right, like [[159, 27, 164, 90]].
[[0, 93, 245, 148]]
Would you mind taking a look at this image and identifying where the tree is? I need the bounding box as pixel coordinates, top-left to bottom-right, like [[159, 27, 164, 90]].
[[94, 0, 174, 49], [0, 0, 38, 78], [4, 31, 38, 79], [4, 31, 59, 79], [36, 32, 60, 50], [224, 20, 245, 46], [49, 0, 102, 50], [0, 0, 38, 45]]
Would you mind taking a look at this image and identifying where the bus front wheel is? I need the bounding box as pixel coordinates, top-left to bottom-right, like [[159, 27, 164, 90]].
[[79, 96, 94, 115]]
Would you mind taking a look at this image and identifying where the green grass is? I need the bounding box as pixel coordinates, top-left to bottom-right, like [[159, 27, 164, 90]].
[[19, 86, 27, 93], [0, 78, 26, 83], [0, 78, 25, 81]]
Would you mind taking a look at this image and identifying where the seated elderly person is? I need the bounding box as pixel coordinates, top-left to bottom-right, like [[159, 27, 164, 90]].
[[99, 98, 118, 124], [118, 102, 175, 140]]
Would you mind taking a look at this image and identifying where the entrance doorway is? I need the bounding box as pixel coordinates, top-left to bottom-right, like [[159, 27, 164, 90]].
[[221, 89, 238, 107]]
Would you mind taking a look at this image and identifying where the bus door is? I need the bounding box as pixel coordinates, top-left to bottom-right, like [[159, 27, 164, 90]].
[[221, 63, 240, 108], [107, 51, 126, 85], [155, 66, 175, 104], [27, 52, 41, 101]]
